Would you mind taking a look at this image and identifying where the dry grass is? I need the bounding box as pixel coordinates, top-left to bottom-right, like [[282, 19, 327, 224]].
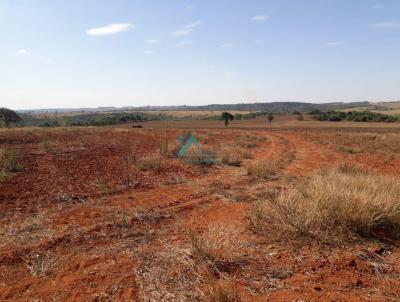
[[249, 165, 400, 241], [189, 224, 247, 275], [0, 149, 23, 180], [124, 155, 141, 188], [0, 211, 54, 247], [183, 144, 220, 165], [201, 277, 241, 302], [135, 245, 201, 301], [0, 149, 23, 172], [245, 160, 281, 180], [23, 251, 58, 277], [219, 147, 251, 167], [136, 154, 166, 172], [316, 132, 400, 157], [235, 134, 267, 149]]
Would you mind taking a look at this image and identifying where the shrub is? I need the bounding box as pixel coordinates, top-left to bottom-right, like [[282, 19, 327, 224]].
[[249, 166, 400, 241], [0, 149, 23, 180], [136, 154, 165, 172], [245, 160, 280, 179]]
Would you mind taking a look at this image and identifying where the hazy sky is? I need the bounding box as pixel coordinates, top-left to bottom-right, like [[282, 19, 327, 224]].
[[1, 0, 400, 110]]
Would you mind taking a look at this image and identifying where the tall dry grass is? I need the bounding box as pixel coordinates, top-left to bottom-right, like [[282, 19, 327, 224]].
[[0, 149, 23, 180], [189, 224, 247, 275], [317, 132, 400, 156], [219, 147, 252, 167], [136, 154, 166, 172], [249, 165, 400, 241], [201, 277, 241, 302], [245, 160, 281, 180]]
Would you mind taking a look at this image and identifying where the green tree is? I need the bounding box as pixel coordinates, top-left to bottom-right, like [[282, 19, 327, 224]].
[[221, 112, 234, 127], [0, 108, 22, 127], [267, 113, 274, 128]]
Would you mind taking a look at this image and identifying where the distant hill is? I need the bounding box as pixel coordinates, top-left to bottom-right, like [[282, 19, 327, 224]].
[[160, 102, 370, 112], [18, 101, 370, 114]]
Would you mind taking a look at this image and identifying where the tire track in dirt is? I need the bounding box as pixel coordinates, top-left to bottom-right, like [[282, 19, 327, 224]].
[[254, 131, 339, 176], [276, 132, 338, 176], [32, 131, 332, 235]]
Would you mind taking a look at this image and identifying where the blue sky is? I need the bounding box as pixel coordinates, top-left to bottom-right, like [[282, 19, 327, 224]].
[[0, 0, 399, 110]]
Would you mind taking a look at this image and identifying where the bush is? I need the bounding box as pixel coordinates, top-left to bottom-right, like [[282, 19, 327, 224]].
[[0, 149, 23, 179], [249, 165, 400, 241]]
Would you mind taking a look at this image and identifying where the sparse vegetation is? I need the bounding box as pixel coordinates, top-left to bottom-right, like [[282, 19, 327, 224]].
[[249, 165, 400, 241], [41, 137, 51, 152], [245, 159, 280, 179], [315, 132, 400, 158], [201, 277, 241, 302], [23, 252, 58, 277], [136, 154, 166, 172], [2, 126, 400, 301], [235, 134, 267, 149], [189, 224, 247, 275], [0, 149, 23, 180], [219, 147, 250, 166]]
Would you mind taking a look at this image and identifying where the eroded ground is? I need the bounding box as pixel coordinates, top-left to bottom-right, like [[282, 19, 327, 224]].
[[1, 127, 399, 301]]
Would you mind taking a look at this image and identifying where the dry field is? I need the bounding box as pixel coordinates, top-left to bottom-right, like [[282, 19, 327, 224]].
[[129, 114, 400, 132], [1, 122, 400, 301]]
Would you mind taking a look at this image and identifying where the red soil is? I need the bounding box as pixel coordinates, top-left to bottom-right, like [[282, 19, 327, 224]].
[[1, 127, 399, 301]]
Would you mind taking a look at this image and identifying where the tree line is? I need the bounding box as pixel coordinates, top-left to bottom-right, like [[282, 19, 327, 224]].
[[311, 110, 400, 123]]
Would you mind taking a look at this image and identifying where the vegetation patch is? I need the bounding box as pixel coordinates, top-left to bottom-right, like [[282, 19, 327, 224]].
[[311, 110, 400, 123], [249, 165, 400, 242], [0, 149, 23, 180], [136, 154, 166, 172], [201, 277, 241, 302], [235, 134, 267, 149], [219, 147, 251, 166], [245, 160, 281, 180], [189, 224, 247, 275], [320, 133, 400, 157]]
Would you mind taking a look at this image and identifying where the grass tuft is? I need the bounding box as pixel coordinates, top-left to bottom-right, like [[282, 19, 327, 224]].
[[219, 147, 247, 166], [189, 224, 247, 275], [245, 160, 280, 180], [0, 149, 23, 180]]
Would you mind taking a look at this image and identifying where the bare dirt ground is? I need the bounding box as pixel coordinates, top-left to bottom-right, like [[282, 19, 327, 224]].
[[1, 124, 400, 301]]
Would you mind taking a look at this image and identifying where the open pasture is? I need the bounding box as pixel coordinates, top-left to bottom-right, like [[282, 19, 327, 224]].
[[1, 123, 400, 301]]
